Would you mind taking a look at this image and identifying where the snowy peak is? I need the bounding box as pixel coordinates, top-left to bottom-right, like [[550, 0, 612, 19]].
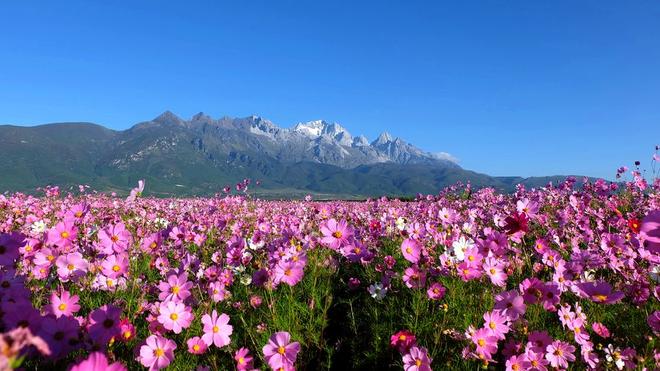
[[293, 120, 353, 145], [372, 132, 393, 146]]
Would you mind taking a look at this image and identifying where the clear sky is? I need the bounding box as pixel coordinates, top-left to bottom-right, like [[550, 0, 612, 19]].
[[1, 1, 659, 179]]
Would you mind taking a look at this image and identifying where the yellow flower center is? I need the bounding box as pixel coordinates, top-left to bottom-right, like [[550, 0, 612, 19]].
[[193, 344, 200, 351], [170, 313, 178, 321], [155, 348, 165, 357], [415, 359, 422, 366], [489, 268, 496, 275], [406, 247, 412, 254], [477, 339, 485, 347], [58, 303, 67, 311], [399, 334, 407, 341], [172, 285, 180, 294], [123, 330, 132, 339], [468, 255, 475, 261], [284, 269, 292, 276], [150, 242, 157, 249], [67, 264, 74, 271], [593, 294, 608, 302], [47, 255, 55, 262], [332, 231, 342, 238], [112, 265, 121, 272], [212, 325, 219, 333], [277, 346, 286, 354], [489, 321, 496, 330], [238, 356, 245, 364], [60, 231, 70, 239], [111, 235, 119, 242], [75, 211, 83, 218]]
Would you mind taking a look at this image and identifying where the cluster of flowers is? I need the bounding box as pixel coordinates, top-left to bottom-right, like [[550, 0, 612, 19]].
[[0, 160, 657, 369]]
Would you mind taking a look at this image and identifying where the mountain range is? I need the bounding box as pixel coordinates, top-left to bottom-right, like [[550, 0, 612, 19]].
[[0, 112, 583, 198]]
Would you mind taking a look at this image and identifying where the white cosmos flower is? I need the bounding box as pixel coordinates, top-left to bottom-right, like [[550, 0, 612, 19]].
[[452, 236, 474, 261], [368, 283, 387, 300], [395, 217, 407, 231], [31, 220, 47, 234]]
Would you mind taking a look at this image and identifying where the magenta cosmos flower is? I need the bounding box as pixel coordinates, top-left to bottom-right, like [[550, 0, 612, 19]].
[[391, 330, 417, 353], [262, 331, 301, 370], [471, 328, 498, 357], [50, 290, 80, 318], [97, 222, 132, 254], [483, 310, 510, 340], [100, 254, 129, 279], [575, 281, 625, 304], [320, 218, 353, 250], [401, 238, 421, 264], [427, 283, 446, 300], [70, 352, 127, 371], [640, 210, 660, 253], [47, 221, 77, 249], [201, 310, 232, 348], [158, 273, 193, 302], [55, 252, 89, 282], [274, 260, 304, 286], [157, 301, 193, 334], [402, 346, 432, 371], [545, 340, 575, 369], [139, 334, 176, 371], [234, 347, 254, 370]]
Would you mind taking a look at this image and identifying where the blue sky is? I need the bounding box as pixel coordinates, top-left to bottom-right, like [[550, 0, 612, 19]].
[[1, 1, 659, 179]]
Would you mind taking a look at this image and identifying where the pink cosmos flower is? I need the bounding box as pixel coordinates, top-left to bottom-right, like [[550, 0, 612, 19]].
[[262, 331, 300, 370], [100, 254, 129, 279], [402, 346, 432, 371], [483, 257, 507, 287], [158, 273, 193, 302], [139, 334, 176, 371], [157, 301, 193, 334], [402, 266, 426, 289], [545, 340, 575, 369], [505, 355, 524, 371], [320, 219, 353, 250], [235, 347, 254, 370], [70, 351, 127, 371], [208, 281, 229, 303], [119, 318, 135, 342], [274, 260, 304, 286], [187, 336, 208, 355], [483, 310, 510, 340], [575, 281, 625, 304], [47, 221, 77, 249], [647, 311, 660, 334], [427, 282, 446, 300], [591, 322, 610, 338], [401, 238, 421, 264], [55, 252, 89, 282], [97, 222, 132, 254], [523, 350, 549, 370], [50, 290, 80, 318], [391, 330, 417, 353], [471, 328, 498, 357], [201, 310, 232, 348]]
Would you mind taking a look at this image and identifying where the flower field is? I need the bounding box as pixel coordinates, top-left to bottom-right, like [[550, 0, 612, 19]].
[[0, 174, 659, 370]]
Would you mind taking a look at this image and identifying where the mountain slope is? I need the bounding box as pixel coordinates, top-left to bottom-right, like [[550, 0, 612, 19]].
[[0, 113, 588, 197]]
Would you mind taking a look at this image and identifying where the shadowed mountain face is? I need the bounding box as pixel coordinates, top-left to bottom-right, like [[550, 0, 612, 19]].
[[1, 112, 580, 197]]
